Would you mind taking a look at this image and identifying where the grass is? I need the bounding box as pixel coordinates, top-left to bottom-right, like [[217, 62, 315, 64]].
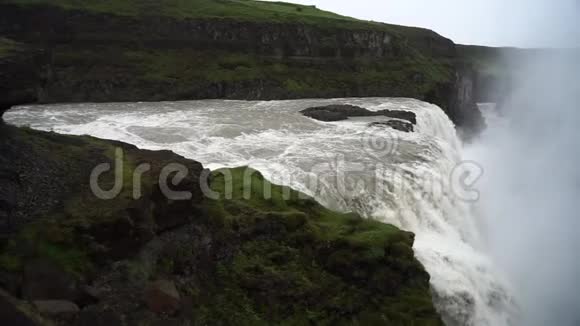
[[45, 44, 454, 104], [189, 167, 442, 324], [0, 126, 135, 276], [0, 126, 161, 274], [0, 37, 20, 57], [6, 0, 387, 30]]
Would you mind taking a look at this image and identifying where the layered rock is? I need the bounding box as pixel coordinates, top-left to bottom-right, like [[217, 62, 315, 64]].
[[447, 63, 486, 140], [0, 38, 46, 122]]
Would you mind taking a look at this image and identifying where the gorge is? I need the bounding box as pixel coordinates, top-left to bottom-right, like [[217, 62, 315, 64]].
[[0, 0, 487, 138], [2, 0, 573, 325]]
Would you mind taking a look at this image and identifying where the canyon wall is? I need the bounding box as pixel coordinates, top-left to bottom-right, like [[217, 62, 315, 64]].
[[0, 2, 482, 132]]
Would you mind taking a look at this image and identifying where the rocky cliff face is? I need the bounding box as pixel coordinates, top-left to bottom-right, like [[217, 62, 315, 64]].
[[0, 2, 482, 132], [0, 3, 456, 58], [448, 64, 486, 139], [0, 39, 46, 121]]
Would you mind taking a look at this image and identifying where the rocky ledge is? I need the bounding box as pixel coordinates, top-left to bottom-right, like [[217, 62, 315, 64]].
[[0, 124, 443, 325], [369, 120, 414, 133], [301, 104, 416, 132], [301, 104, 417, 123]]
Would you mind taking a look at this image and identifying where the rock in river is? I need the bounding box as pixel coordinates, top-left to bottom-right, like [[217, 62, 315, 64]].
[[369, 120, 414, 133], [301, 104, 417, 125]]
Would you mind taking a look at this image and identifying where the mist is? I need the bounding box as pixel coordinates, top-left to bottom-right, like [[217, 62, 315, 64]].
[[465, 47, 580, 325]]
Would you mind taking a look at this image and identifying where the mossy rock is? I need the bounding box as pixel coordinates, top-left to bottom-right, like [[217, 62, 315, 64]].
[[185, 167, 443, 325], [0, 127, 442, 325], [0, 125, 204, 277], [4, 0, 389, 30]]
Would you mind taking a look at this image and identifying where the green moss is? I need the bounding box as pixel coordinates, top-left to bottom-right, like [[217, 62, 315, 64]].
[[5, 0, 385, 30], [0, 221, 93, 277], [0, 126, 152, 277], [0, 250, 21, 272], [191, 167, 442, 325], [48, 45, 450, 103], [0, 37, 20, 57]]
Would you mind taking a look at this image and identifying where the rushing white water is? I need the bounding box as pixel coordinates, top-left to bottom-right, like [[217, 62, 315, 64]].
[[6, 97, 516, 325]]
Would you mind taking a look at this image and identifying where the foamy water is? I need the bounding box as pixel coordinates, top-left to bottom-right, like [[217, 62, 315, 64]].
[[6, 98, 517, 325]]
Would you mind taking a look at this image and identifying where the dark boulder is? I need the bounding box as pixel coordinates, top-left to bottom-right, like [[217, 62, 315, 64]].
[[301, 104, 417, 125], [369, 120, 414, 133], [300, 104, 371, 122], [33, 300, 79, 315], [0, 269, 22, 297], [305, 104, 373, 116], [22, 259, 82, 302], [144, 280, 181, 315], [376, 109, 417, 124], [300, 109, 348, 122], [75, 310, 123, 326]]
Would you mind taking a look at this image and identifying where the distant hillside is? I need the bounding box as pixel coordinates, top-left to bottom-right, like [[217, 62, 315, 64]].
[[6, 0, 379, 26], [0, 0, 482, 133], [4, 0, 441, 33]]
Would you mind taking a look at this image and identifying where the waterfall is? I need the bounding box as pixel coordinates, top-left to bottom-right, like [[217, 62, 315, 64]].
[[5, 97, 517, 325]]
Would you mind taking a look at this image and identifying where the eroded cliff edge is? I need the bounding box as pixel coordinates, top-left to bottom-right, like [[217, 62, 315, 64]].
[[0, 124, 443, 325], [0, 0, 483, 134]]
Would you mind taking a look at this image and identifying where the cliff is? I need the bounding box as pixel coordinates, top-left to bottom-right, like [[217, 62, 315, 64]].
[[0, 125, 443, 325], [456, 45, 520, 104], [0, 38, 45, 120], [0, 0, 481, 131]]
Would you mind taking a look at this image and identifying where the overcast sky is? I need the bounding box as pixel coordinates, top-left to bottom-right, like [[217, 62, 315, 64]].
[[269, 0, 580, 47]]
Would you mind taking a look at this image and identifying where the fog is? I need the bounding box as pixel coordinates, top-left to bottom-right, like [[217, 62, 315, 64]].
[[454, 0, 580, 323], [465, 48, 580, 326]]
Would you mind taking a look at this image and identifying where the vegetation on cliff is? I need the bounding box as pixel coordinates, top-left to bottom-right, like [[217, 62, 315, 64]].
[[5, 0, 372, 28], [0, 125, 442, 325], [0, 37, 19, 56], [0, 37, 44, 116], [41, 45, 452, 103]]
